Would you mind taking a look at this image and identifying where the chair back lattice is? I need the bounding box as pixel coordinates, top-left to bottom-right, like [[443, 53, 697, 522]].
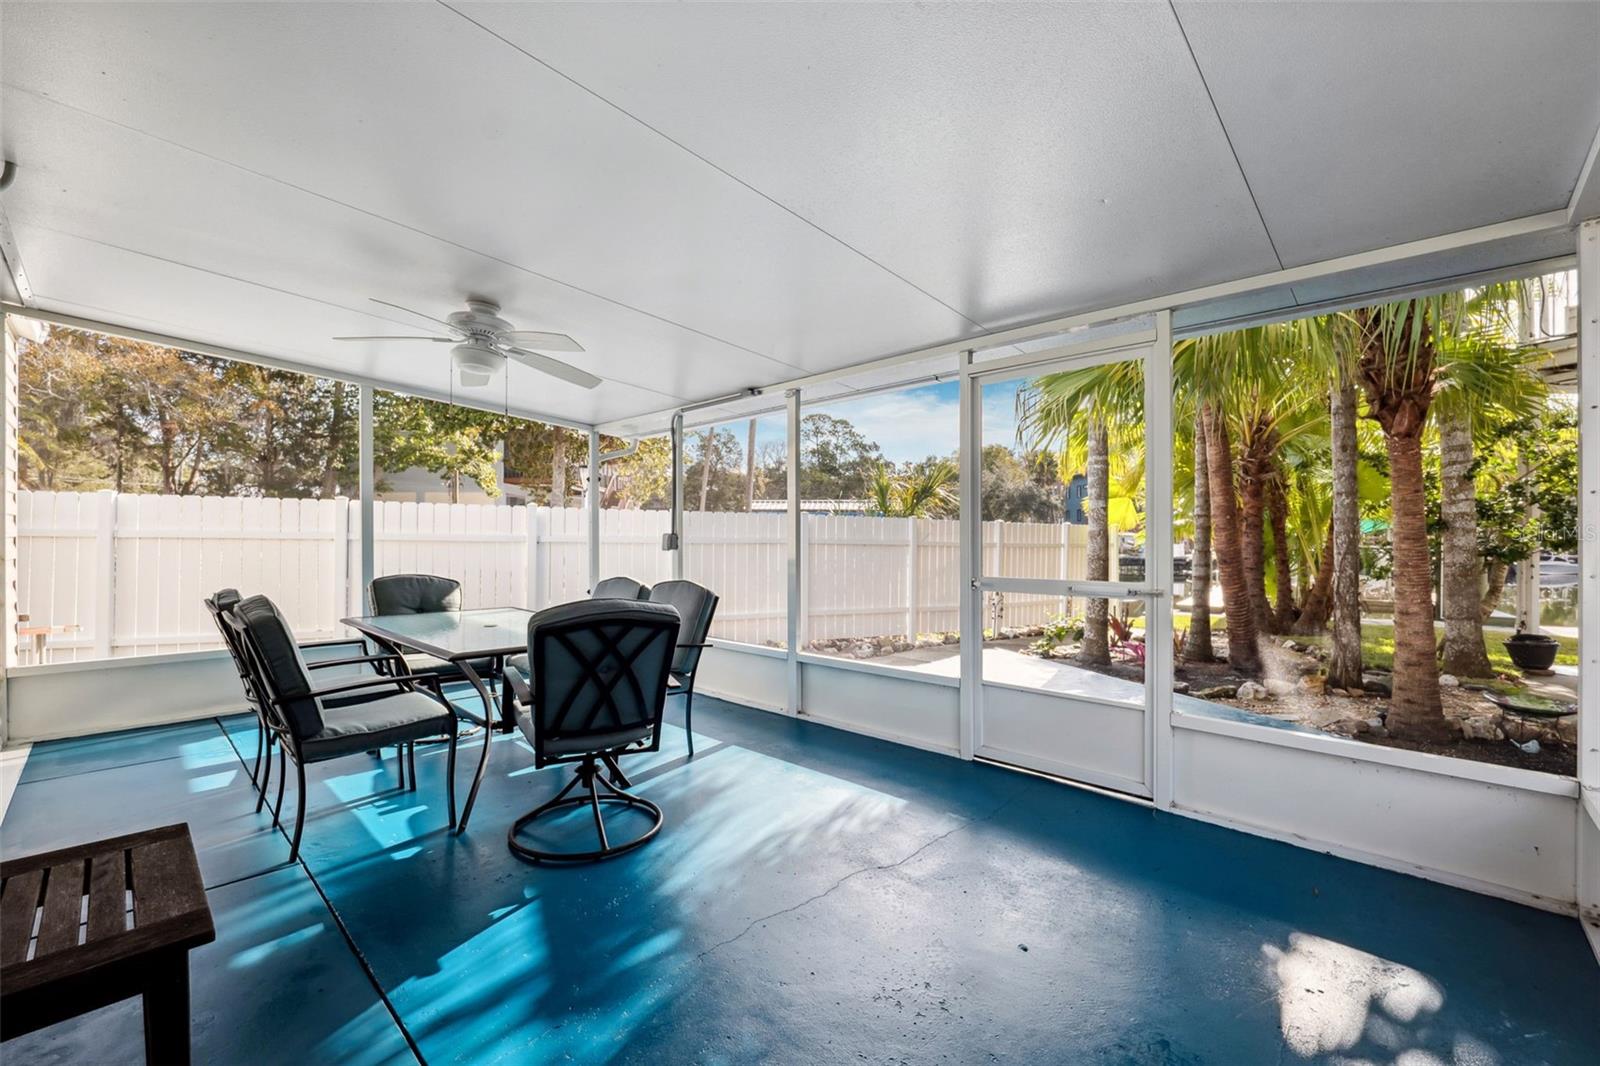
[[526, 600, 680, 759]]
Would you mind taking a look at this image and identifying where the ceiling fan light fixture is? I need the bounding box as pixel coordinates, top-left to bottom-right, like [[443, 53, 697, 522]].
[[450, 341, 502, 386]]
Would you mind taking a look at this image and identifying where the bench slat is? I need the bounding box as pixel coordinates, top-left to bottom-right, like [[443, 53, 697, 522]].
[[87, 852, 128, 942], [36, 859, 86, 956], [130, 837, 202, 928], [0, 869, 44, 965]]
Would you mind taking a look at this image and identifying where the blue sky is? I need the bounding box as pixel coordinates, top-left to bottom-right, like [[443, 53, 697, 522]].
[[738, 379, 1028, 464]]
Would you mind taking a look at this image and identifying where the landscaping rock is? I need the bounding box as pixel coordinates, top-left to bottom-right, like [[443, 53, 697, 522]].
[[1557, 716, 1578, 744], [1299, 675, 1325, 695], [1458, 715, 1504, 742], [1173, 680, 1190, 695], [1236, 681, 1270, 701], [1361, 673, 1393, 696], [1264, 678, 1296, 696], [1193, 684, 1238, 700], [1439, 673, 1460, 688], [1325, 718, 1369, 736]]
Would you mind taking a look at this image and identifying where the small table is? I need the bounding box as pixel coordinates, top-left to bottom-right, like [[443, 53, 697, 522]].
[[1, 823, 215, 1065], [16, 620, 79, 665], [342, 607, 535, 832]]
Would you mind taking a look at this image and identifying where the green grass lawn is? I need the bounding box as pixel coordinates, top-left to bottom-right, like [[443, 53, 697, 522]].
[[1150, 610, 1578, 674]]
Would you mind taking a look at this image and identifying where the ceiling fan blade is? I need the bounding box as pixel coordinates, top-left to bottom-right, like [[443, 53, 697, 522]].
[[505, 347, 602, 390], [369, 297, 462, 333], [498, 330, 585, 353], [333, 335, 454, 342]]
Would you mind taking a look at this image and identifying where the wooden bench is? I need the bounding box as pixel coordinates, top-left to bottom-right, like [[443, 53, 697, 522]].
[[1, 823, 216, 1065]]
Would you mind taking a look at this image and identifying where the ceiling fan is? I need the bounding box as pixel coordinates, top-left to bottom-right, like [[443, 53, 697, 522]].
[[335, 297, 599, 390]]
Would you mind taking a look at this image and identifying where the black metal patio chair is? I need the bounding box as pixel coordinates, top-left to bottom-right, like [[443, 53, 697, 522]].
[[503, 599, 680, 864], [226, 594, 459, 862], [205, 589, 405, 809], [367, 573, 500, 687], [591, 576, 651, 600], [645, 580, 719, 756]]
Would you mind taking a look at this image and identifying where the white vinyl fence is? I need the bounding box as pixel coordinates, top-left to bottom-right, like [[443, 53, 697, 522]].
[[14, 491, 1100, 663]]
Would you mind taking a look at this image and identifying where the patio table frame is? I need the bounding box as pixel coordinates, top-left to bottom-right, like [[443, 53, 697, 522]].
[[341, 607, 533, 832]]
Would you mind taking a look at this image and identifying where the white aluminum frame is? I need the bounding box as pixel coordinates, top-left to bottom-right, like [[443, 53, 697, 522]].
[[960, 330, 1166, 799]]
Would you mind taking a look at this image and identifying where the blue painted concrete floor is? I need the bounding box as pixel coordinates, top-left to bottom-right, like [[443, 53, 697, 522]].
[[3, 695, 1597, 1065]]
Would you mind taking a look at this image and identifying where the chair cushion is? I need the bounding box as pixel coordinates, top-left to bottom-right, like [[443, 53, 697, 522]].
[[303, 690, 454, 760], [370, 574, 463, 615], [646, 580, 718, 675], [592, 576, 649, 600], [515, 706, 650, 757], [235, 595, 323, 739]]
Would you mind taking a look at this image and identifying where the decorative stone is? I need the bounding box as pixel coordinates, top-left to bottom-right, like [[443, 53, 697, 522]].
[[1439, 674, 1460, 688], [1173, 680, 1190, 695], [1458, 715, 1504, 742], [1325, 718, 1369, 736], [1264, 679, 1295, 697], [1557, 716, 1578, 744], [1193, 684, 1239, 700], [1361, 673, 1393, 696], [1236, 681, 1270, 701]]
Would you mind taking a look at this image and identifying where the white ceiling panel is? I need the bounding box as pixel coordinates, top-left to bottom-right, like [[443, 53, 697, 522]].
[[1174, 0, 1600, 266], [456, 1, 1281, 329], [0, 91, 798, 415], [0, 2, 977, 403], [2, 2, 1594, 431], [14, 226, 681, 426]]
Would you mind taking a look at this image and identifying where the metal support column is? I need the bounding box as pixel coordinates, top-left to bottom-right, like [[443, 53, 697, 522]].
[[957, 350, 980, 760], [586, 428, 600, 591], [1146, 310, 1176, 810], [358, 384, 375, 607], [786, 388, 802, 715], [670, 410, 684, 580]]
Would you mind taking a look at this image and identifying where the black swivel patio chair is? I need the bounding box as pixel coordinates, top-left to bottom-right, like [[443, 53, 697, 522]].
[[501, 576, 653, 695], [503, 599, 681, 864], [205, 589, 402, 809], [646, 580, 719, 756], [226, 594, 459, 862]]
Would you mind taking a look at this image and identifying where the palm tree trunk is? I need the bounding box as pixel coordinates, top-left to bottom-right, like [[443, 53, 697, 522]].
[[1203, 405, 1260, 672], [1238, 434, 1275, 634], [1383, 428, 1448, 738], [1183, 408, 1213, 661], [1438, 407, 1493, 677], [1480, 559, 1510, 623], [1328, 370, 1364, 690], [1267, 467, 1295, 630], [1293, 522, 1335, 634], [1079, 418, 1111, 666]]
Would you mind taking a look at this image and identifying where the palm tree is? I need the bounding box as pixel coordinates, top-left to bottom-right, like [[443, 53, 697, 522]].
[[1326, 361, 1364, 690], [1019, 358, 1144, 668], [1352, 299, 1454, 737], [1183, 406, 1214, 661], [1431, 313, 1544, 678], [867, 459, 957, 518]]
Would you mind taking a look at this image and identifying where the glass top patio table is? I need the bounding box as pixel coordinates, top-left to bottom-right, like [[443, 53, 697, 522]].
[[340, 607, 534, 661], [340, 607, 535, 835]]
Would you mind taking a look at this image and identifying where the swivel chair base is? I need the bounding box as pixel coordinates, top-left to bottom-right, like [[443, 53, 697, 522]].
[[507, 757, 663, 864]]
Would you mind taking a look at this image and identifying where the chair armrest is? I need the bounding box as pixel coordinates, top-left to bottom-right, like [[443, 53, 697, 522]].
[[295, 672, 447, 703], [504, 666, 532, 705], [307, 654, 407, 671], [297, 637, 369, 653]]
